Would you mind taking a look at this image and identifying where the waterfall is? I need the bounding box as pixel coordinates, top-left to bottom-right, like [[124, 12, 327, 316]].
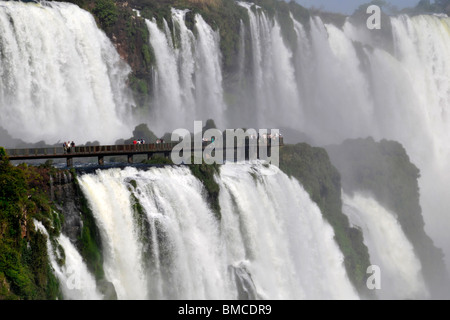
[[218, 163, 358, 300], [34, 220, 103, 300], [311, 15, 450, 271], [342, 193, 429, 299], [0, 1, 134, 144], [237, 2, 303, 129], [77, 169, 149, 299], [146, 18, 184, 131], [233, 6, 450, 274], [146, 9, 226, 134], [2, 0, 450, 299], [74, 164, 358, 299]]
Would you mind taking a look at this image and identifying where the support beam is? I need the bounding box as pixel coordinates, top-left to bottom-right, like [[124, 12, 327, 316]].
[[98, 156, 104, 166], [128, 154, 133, 164], [66, 157, 73, 167]]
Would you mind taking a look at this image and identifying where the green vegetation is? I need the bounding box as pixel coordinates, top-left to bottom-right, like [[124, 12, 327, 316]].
[[116, 123, 159, 145], [129, 191, 152, 262], [279, 143, 373, 298], [414, 0, 450, 14], [71, 171, 105, 281], [132, 123, 159, 143], [0, 147, 62, 299], [135, 0, 250, 73], [326, 137, 450, 298], [252, 0, 309, 49], [48, 0, 313, 105], [142, 155, 174, 165], [189, 161, 221, 220], [92, 0, 119, 30]]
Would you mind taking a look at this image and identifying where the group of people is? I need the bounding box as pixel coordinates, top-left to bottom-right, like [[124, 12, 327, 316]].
[[133, 139, 146, 145], [63, 141, 76, 153], [249, 132, 283, 141]]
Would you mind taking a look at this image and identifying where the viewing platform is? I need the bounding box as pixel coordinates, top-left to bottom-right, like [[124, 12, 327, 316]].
[[5, 137, 283, 167]]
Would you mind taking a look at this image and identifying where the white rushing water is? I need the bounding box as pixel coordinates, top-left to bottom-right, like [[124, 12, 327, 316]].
[[0, 1, 134, 144], [77, 169, 148, 299], [308, 15, 450, 273], [146, 9, 226, 134], [2, 0, 450, 298], [218, 163, 358, 300], [144, 10, 450, 267], [76, 164, 358, 299], [34, 220, 103, 300], [342, 193, 429, 299], [237, 2, 303, 130], [230, 6, 450, 275]]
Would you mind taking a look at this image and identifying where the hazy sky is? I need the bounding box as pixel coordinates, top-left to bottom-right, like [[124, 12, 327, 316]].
[[295, 0, 421, 14]]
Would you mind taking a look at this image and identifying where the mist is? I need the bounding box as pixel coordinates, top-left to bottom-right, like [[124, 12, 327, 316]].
[[1, 0, 449, 298]]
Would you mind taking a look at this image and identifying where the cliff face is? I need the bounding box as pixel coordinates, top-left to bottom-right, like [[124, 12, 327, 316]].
[[279, 143, 373, 298], [51, 0, 311, 108], [326, 137, 450, 299], [2, 139, 439, 299], [0, 148, 114, 300], [0, 150, 61, 299]]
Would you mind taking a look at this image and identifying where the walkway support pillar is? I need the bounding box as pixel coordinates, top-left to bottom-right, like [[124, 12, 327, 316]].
[[128, 154, 133, 164], [66, 157, 73, 168], [98, 156, 104, 166]]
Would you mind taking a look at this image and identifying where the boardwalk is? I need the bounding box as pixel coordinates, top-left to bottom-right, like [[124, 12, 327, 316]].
[[5, 138, 283, 167]]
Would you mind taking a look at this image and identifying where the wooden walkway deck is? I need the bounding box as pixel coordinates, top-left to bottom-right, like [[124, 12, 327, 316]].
[[5, 138, 283, 167]]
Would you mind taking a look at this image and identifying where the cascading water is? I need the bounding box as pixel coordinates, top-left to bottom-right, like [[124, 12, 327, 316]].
[[237, 2, 303, 130], [146, 9, 226, 134], [2, 0, 450, 299], [146, 17, 184, 131], [77, 169, 149, 300], [342, 193, 429, 299], [295, 14, 450, 272], [0, 1, 134, 144], [229, 5, 450, 275], [74, 164, 358, 300], [34, 220, 103, 300], [218, 163, 358, 300]]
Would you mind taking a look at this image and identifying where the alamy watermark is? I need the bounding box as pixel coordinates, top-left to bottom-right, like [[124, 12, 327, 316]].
[[366, 265, 381, 290], [367, 5, 381, 30], [170, 121, 281, 168]]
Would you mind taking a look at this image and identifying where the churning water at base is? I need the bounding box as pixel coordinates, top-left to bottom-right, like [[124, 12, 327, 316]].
[[74, 164, 358, 300], [342, 193, 429, 299]]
